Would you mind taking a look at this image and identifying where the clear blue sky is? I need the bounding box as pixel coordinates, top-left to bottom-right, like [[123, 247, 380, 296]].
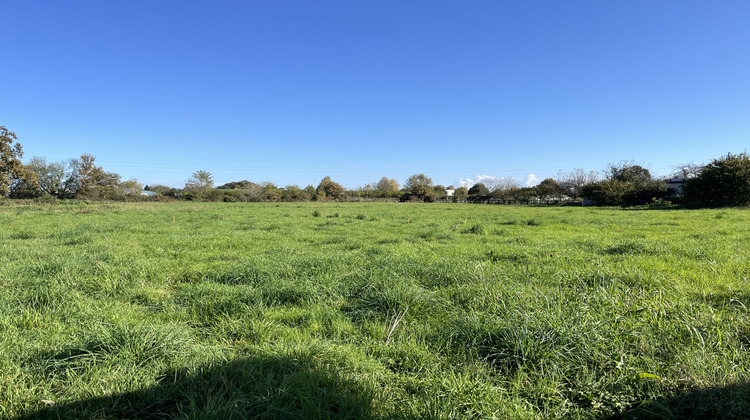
[[3, 1, 748, 189]]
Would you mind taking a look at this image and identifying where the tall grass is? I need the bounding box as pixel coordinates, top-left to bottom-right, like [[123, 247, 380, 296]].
[[0, 201, 748, 418]]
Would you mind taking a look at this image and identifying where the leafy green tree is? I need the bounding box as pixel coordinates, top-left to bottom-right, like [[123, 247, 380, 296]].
[[217, 180, 259, 190], [316, 176, 346, 201], [261, 182, 281, 201], [304, 185, 317, 199], [120, 178, 143, 195], [282, 185, 311, 201], [183, 170, 215, 200], [75, 154, 122, 199], [1, 126, 38, 197], [404, 173, 436, 201], [185, 170, 214, 191], [606, 162, 652, 184], [25, 157, 66, 197], [468, 183, 490, 196], [376, 177, 400, 193], [582, 162, 666, 206], [534, 178, 564, 202], [682, 152, 750, 207], [454, 186, 468, 200], [146, 185, 172, 195]]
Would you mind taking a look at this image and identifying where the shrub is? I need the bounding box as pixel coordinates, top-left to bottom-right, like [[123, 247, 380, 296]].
[[468, 183, 490, 197], [581, 167, 668, 206], [683, 153, 750, 208]]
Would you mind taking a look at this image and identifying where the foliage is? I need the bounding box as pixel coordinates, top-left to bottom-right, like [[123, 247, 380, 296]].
[[682, 152, 750, 207], [315, 176, 346, 201], [185, 170, 214, 191], [260, 182, 282, 202], [282, 185, 312, 202], [183, 170, 215, 200], [120, 178, 143, 195], [216, 180, 259, 190], [75, 154, 123, 200], [376, 177, 400, 193], [534, 178, 565, 202], [582, 162, 668, 206], [402, 173, 437, 202], [0, 126, 38, 197], [145, 184, 173, 195], [23, 157, 67, 197], [468, 183, 490, 196], [556, 168, 598, 201]]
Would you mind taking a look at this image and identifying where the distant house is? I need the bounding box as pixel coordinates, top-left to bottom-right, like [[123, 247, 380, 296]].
[[665, 178, 685, 195], [445, 189, 455, 197], [141, 190, 158, 197]]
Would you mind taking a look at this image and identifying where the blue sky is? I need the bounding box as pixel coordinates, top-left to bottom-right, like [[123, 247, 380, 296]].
[[3, 1, 748, 189]]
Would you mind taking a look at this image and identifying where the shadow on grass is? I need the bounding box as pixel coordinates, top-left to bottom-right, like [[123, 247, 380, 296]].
[[607, 382, 750, 420], [19, 353, 374, 419]]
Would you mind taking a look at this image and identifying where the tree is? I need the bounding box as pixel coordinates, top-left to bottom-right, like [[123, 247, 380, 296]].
[[356, 183, 374, 199], [605, 161, 652, 184], [682, 152, 750, 207], [497, 177, 520, 192], [120, 178, 143, 195], [581, 161, 667, 206], [468, 183, 490, 196], [185, 170, 214, 191], [556, 168, 598, 201], [0, 126, 38, 197], [23, 157, 66, 197], [304, 185, 317, 199], [147, 185, 173, 195], [671, 163, 703, 180], [534, 178, 564, 203], [217, 180, 259, 190], [454, 186, 468, 200], [316, 176, 346, 201], [75, 154, 122, 199], [376, 177, 400, 193], [184, 170, 214, 200], [260, 182, 281, 202], [403, 173, 436, 201], [433, 185, 447, 198], [282, 185, 311, 201]]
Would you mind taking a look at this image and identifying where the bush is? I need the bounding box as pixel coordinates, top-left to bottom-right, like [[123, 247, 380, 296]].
[[683, 153, 750, 208], [581, 163, 668, 206], [468, 183, 490, 197]]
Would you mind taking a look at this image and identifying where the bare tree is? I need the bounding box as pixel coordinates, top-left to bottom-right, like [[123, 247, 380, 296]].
[[556, 168, 598, 200], [671, 163, 703, 179], [497, 177, 520, 191]]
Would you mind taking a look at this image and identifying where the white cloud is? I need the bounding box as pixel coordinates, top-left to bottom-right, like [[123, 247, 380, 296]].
[[459, 173, 542, 189], [459, 174, 497, 188], [523, 173, 539, 187]]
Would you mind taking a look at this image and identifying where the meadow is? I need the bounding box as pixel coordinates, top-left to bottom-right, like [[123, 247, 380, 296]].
[[0, 201, 748, 419]]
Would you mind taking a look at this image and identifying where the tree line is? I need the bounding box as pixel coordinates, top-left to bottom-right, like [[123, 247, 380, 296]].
[[2, 126, 749, 207]]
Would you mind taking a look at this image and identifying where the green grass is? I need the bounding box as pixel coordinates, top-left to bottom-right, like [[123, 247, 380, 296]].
[[1, 201, 749, 418]]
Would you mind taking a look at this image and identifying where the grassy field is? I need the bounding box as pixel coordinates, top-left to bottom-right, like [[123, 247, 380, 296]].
[[1, 201, 749, 419]]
